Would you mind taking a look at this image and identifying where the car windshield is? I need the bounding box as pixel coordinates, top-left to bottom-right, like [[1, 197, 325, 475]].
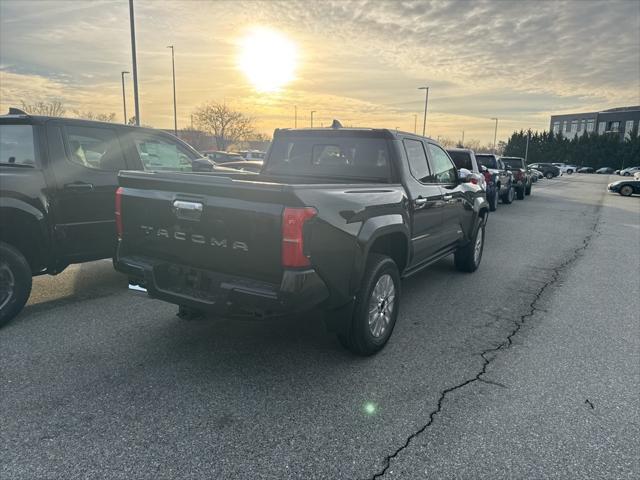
[[265, 133, 391, 180], [502, 158, 525, 168], [447, 150, 473, 170], [476, 154, 498, 169]]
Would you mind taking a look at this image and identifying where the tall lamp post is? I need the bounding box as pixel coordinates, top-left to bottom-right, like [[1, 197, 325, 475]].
[[129, 0, 140, 126], [167, 45, 177, 136], [413, 114, 417, 134], [491, 117, 499, 153], [310, 110, 316, 128], [121, 71, 130, 124], [418, 85, 429, 136], [294, 105, 297, 128]]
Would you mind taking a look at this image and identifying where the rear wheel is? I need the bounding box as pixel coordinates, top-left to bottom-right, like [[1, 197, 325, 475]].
[[545, 171, 554, 179], [338, 254, 400, 356], [501, 185, 514, 204], [525, 182, 532, 195], [566, 169, 573, 174], [619, 185, 634, 196], [454, 221, 485, 273], [516, 186, 525, 200], [488, 188, 498, 212], [0, 242, 32, 328]]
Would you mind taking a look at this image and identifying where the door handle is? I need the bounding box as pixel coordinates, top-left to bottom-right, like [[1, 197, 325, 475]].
[[414, 197, 427, 207], [64, 182, 94, 191], [443, 194, 453, 201]]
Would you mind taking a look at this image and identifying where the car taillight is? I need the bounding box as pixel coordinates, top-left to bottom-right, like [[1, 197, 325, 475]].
[[115, 187, 123, 239], [282, 207, 317, 268], [483, 171, 493, 184], [469, 177, 478, 185]]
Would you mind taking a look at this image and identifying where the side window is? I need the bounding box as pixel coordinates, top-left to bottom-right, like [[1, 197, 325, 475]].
[[403, 139, 430, 183], [132, 133, 196, 172], [0, 125, 36, 166], [427, 144, 457, 184], [65, 125, 126, 171]]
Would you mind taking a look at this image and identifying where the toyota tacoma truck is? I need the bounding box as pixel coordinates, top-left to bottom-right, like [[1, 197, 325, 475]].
[[501, 156, 532, 199], [0, 108, 214, 327], [475, 153, 515, 204], [115, 126, 489, 355]]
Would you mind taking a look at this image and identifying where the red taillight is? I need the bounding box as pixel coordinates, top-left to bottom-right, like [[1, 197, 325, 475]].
[[115, 187, 123, 239], [483, 171, 492, 184], [469, 177, 478, 185], [515, 170, 525, 181], [281, 207, 317, 268]]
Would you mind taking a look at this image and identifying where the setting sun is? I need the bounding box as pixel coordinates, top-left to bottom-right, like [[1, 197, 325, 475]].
[[238, 28, 297, 92]]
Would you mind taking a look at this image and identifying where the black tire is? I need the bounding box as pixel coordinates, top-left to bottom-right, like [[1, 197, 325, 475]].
[[454, 221, 485, 273], [525, 182, 532, 195], [623, 172, 630, 176], [501, 186, 514, 204], [338, 254, 400, 356], [488, 188, 498, 212], [566, 169, 573, 174], [516, 186, 525, 200], [0, 242, 32, 328], [545, 171, 554, 179], [619, 185, 634, 197]]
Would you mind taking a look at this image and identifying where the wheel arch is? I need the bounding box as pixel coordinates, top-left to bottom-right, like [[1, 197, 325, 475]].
[[0, 201, 50, 273]]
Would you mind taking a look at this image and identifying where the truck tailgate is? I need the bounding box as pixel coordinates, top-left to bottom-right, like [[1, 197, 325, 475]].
[[118, 172, 297, 284]]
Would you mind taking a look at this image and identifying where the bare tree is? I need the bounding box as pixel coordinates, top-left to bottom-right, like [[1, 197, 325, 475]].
[[74, 110, 116, 122], [20, 100, 65, 116], [193, 102, 254, 151]]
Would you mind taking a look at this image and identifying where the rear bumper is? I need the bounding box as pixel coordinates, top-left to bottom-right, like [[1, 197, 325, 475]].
[[115, 254, 330, 317]]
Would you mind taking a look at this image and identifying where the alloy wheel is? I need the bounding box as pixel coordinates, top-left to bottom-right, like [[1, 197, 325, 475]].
[[368, 274, 395, 338], [0, 262, 15, 311]]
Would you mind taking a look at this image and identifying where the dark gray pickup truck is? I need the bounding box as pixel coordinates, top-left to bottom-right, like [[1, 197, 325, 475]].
[[115, 127, 489, 355]]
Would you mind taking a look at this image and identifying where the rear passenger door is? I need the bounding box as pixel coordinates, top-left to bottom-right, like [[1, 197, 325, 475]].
[[126, 131, 199, 172], [48, 122, 130, 263], [401, 138, 446, 267]]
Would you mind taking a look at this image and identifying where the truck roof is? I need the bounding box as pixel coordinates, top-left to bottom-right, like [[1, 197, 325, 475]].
[[274, 127, 438, 142]]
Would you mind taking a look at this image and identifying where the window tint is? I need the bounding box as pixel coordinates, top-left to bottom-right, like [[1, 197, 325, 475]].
[[0, 125, 36, 166], [266, 134, 390, 180], [502, 158, 525, 169], [427, 144, 457, 184], [132, 133, 197, 172], [403, 139, 430, 182], [476, 154, 497, 169], [447, 150, 473, 171], [65, 125, 126, 171]]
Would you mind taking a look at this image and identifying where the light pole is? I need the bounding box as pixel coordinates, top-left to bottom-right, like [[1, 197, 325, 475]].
[[121, 71, 130, 124], [129, 0, 140, 126], [461, 130, 465, 145], [294, 105, 297, 128], [491, 117, 499, 153], [413, 114, 417, 134], [310, 110, 316, 128], [524, 129, 530, 162], [418, 86, 429, 136], [167, 45, 177, 136]]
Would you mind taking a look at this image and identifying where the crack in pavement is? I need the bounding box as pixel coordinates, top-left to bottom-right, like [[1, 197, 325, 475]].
[[367, 205, 603, 480]]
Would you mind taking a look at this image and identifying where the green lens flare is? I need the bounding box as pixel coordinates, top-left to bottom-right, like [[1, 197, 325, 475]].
[[364, 402, 377, 415]]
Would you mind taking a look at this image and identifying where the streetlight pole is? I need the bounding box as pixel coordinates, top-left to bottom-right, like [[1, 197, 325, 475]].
[[413, 114, 417, 134], [310, 110, 316, 128], [491, 117, 499, 153], [129, 0, 140, 126], [461, 130, 465, 145], [525, 129, 530, 162], [294, 105, 297, 128], [418, 86, 429, 136], [121, 71, 130, 124], [167, 45, 177, 136]]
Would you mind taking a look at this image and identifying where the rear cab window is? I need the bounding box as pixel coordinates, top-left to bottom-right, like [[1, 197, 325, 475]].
[[476, 154, 498, 169], [0, 124, 37, 167], [64, 125, 126, 171], [265, 132, 392, 182], [502, 157, 525, 169], [447, 150, 473, 171]]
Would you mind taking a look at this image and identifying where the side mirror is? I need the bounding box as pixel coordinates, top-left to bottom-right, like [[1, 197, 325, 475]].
[[192, 157, 214, 172]]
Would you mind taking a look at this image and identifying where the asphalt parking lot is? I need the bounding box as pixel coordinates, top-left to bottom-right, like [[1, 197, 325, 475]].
[[1, 174, 638, 479]]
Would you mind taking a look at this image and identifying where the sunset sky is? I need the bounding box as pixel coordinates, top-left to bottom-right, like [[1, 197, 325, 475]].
[[1, 0, 639, 144]]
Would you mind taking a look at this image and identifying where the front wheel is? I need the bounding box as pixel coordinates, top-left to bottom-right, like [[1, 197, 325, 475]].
[[516, 186, 525, 200], [545, 171, 554, 179], [501, 186, 514, 204], [619, 185, 634, 196], [338, 254, 400, 356], [0, 242, 32, 328], [525, 182, 532, 195], [455, 222, 485, 273], [623, 172, 631, 176]]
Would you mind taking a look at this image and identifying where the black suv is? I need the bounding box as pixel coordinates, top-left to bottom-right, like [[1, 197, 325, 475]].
[[0, 109, 213, 326], [528, 163, 560, 179]]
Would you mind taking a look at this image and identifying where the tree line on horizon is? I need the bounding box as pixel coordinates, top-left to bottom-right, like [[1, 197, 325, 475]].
[[502, 129, 639, 170]]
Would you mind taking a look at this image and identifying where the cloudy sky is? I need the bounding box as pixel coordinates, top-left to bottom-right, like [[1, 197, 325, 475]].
[[1, 0, 638, 143]]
